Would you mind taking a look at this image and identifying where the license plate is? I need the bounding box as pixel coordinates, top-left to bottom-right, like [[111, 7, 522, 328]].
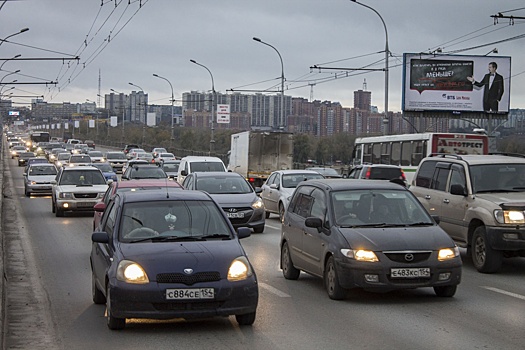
[[226, 212, 244, 218], [166, 288, 214, 300], [77, 202, 95, 208], [391, 268, 430, 278]]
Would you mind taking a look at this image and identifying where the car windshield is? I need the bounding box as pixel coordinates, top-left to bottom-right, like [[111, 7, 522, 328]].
[[162, 163, 179, 172], [88, 151, 104, 157], [196, 176, 253, 194], [190, 162, 225, 172], [59, 170, 106, 185], [282, 173, 324, 188], [119, 200, 231, 242], [70, 156, 91, 163], [29, 166, 57, 176], [57, 153, 70, 160], [369, 167, 403, 180], [129, 167, 167, 179], [160, 153, 174, 158], [470, 163, 525, 192], [106, 152, 126, 159], [331, 189, 433, 227]]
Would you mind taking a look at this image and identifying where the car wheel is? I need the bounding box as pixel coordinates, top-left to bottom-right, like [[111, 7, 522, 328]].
[[55, 206, 64, 217], [24, 187, 30, 197], [51, 200, 56, 213], [471, 226, 502, 273], [281, 242, 300, 280], [279, 203, 285, 223], [235, 311, 256, 326], [265, 211, 270, 219], [253, 225, 265, 234], [106, 286, 125, 330], [324, 256, 346, 300], [433, 285, 457, 297], [92, 271, 106, 304]]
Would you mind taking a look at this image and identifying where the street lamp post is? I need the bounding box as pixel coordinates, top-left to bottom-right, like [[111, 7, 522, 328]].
[[153, 73, 175, 149], [0, 28, 29, 48], [351, 1, 389, 134], [0, 70, 21, 86], [190, 59, 215, 154], [253, 37, 285, 129], [0, 54, 21, 71], [129, 82, 147, 148]]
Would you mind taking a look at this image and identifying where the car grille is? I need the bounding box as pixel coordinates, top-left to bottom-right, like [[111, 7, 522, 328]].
[[386, 277, 432, 284], [156, 272, 221, 285], [153, 301, 224, 311], [73, 193, 98, 199], [384, 251, 431, 263]]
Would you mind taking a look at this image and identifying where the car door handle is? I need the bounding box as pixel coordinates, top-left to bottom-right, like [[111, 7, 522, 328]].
[[443, 199, 450, 204], [425, 195, 431, 200]]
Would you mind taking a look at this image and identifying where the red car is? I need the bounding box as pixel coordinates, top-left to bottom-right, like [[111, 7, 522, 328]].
[[93, 179, 183, 230]]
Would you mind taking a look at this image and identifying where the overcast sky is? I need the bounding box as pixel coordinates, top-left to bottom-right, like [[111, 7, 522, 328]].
[[2, 0, 525, 113]]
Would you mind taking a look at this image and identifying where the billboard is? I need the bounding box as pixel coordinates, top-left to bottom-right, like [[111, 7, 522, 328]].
[[216, 104, 230, 124], [402, 53, 511, 114]]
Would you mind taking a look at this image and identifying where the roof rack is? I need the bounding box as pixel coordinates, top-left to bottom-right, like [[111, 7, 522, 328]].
[[428, 153, 463, 160]]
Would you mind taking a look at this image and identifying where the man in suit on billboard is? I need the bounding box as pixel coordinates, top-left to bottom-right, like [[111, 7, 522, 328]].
[[467, 62, 504, 112]]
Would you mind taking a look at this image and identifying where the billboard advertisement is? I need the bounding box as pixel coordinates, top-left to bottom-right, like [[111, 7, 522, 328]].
[[216, 104, 230, 124], [402, 53, 511, 113]]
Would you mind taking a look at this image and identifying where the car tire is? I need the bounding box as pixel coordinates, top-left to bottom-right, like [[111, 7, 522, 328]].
[[324, 256, 346, 300], [253, 225, 265, 233], [51, 200, 56, 213], [471, 226, 502, 273], [24, 187, 30, 197], [265, 211, 270, 219], [235, 311, 256, 326], [433, 285, 457, 297], [55, 206, 64, 217], [279, 203, 285, 223], [281, 242, 300, 280], [106, 286, 125, 330], [92, 272, 106, 304]]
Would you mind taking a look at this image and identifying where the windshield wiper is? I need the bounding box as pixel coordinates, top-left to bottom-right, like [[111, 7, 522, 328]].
[[200, 234, 231, 240], [76, 184, 93, 187], [407, 222, 434, 226], [129, 235, 206, 243]]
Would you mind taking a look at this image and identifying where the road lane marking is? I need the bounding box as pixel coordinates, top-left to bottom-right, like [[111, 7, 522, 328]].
[[481, 286, 525, 301], [265, 223, 281, 230], [259, 283, 291, 297]]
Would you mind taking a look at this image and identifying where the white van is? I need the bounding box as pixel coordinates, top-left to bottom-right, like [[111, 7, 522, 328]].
[[177, 156, 227, 184]]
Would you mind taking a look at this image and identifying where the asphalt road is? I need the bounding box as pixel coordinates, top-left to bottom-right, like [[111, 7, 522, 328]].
[[2, 149, 525, 350]]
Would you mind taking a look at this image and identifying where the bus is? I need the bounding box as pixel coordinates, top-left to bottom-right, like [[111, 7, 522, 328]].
[[28, 131, 51, 150], [352, 132, 489, 183]]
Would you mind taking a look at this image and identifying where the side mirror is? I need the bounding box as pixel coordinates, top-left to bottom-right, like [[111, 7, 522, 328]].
[[450, 184, 467, 196], [93, 202, 106, 212], [236, 227, 251, 239], [305, 217, 323, 228], [92, 231, 109, 243], [270, 183, 279, 189], [107, 179, 114, 185], [181, 170, 187, 176]]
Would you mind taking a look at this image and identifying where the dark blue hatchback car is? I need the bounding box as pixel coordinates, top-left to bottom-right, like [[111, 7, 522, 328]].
[[90, 189, 258, 330]]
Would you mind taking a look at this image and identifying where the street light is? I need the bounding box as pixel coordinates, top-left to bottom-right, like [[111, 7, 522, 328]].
[[153, 73, 175, 149], [129, 82, 147, 147], [190, 59, 216, 154], [0, 69, 21, 85], [351, 1, 389, 134], [484, 48, 498, 56], [252, 37, 285, 129], [0, 28, 29, 48], [0, 54, 21, 71]]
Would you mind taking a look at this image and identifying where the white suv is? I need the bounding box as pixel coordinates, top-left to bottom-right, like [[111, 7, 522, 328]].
[[409, 153, 525, 273], [52, 166, 109, 217]]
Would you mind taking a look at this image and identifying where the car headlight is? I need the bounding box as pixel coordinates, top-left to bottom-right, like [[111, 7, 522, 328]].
[[37, 147, 42, 152], [116, 260, 149, 284], [227, 256, 253, 281], [251, 197, 264, 210], [494, 209, 525, 224], [58, 192, 74, 199], [56, 162, 62, 167], [97, 192, 105, 198], [101, 158, 106, 162], [438, 247, 460, 261], [341, 249, 379, 262]]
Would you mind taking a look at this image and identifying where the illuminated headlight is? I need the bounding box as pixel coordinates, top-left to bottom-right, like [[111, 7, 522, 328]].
[[101, 158, 106, 162], [26, 141, 31, 147], [30, 181, 37, 185], [37, 147, 42, 152], [58, 192, 74, 199], [11, 151, 16, 155], [341, 249, 379, 262], [438, 247, 460, 261], [251, 197, 264, 210], [56, 162, 62, 167], [116, 260, 149, 284], [227, 256, 253, 281], [494, 209, 525, 224]]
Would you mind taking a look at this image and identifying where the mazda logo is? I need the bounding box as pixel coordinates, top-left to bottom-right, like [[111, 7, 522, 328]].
[[404, 254, 414, 262], [183, 268, 193, 275]]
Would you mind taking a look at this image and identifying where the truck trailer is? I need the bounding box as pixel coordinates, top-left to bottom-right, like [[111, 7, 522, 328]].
[[228, 131, 293, 188]]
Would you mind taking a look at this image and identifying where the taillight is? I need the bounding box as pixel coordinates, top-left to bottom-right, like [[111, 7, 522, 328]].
[[248, 178, 255, 183], [365, 169, 371, 179], [400, 169, 406, 181]]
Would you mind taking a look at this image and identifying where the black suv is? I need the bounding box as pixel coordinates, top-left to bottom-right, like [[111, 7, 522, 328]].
[[410, 154, 525, 273], [348, 164, 406, 183]]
